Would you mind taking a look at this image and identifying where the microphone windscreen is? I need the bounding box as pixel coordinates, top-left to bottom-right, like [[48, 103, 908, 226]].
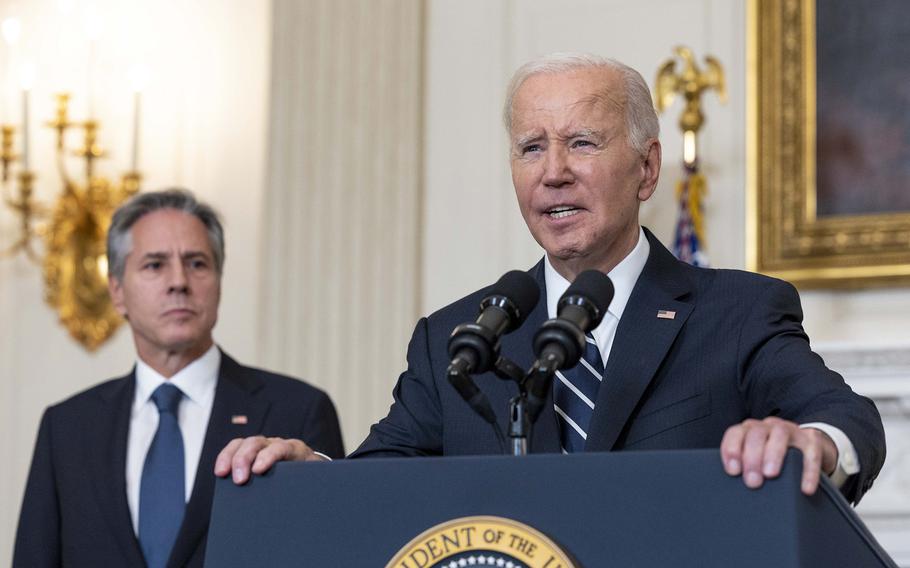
[[562, 269, 614, 322], [488, 270, 540, 325]]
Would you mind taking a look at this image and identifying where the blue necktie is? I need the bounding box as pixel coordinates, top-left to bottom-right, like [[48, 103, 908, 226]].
[[139, 383, 186, 568], [553, 332, 605, 452]]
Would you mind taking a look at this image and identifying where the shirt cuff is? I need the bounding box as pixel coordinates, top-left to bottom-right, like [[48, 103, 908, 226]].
[[313, 451, 333, 461], [800, 422, 860, 488]]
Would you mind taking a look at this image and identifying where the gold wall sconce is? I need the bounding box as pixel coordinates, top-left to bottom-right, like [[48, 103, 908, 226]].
[[1, 18, 145, 351]]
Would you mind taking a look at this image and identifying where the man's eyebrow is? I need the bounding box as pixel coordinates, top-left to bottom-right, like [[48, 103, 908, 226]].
[[513, 131, 544, 148], [138, 251, 211, 261], [565, 128, 603, 139]]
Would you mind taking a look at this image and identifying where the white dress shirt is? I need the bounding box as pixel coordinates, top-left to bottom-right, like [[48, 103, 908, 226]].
[[126, 345, 220, 534], [542, 227, 859, 486]]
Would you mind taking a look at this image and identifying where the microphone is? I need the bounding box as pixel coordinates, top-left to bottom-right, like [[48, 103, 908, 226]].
[[447, 270, 540, 423], [526, 270, 614, 420]]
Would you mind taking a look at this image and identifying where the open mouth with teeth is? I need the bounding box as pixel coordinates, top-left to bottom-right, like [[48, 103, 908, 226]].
[[546, 205, 582, 219]]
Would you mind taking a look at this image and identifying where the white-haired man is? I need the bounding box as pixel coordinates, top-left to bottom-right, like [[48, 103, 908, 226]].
[[217, 54, 884, 505]]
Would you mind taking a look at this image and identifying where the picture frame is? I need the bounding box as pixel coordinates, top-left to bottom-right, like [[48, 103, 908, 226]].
[[747, 0, 910, 288]]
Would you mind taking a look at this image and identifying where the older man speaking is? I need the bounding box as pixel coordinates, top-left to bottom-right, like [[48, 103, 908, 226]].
[[217, 54, 884, 505]]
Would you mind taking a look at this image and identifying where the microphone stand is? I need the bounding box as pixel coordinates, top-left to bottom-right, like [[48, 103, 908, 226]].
[[462, 355, 559, 457], [513, 359, 561, 456], [508, 395, 530, 456], [491, 357, 533, 456]]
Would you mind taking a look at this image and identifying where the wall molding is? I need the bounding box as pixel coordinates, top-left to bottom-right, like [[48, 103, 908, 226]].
[[819, 345, 910, 566]]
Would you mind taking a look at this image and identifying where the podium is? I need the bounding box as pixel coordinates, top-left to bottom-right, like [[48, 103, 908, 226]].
[[205, 449, 895, 567]]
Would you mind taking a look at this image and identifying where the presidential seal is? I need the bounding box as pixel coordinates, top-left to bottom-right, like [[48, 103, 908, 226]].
[[386, 515, 577, 568]]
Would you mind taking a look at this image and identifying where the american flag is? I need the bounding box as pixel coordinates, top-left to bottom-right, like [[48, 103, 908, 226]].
[[673, 162, 709, 267]]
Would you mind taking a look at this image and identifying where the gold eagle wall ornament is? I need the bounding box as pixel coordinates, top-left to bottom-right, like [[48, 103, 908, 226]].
[[655, 46, 727, 164], [654, 46, 727, 268]]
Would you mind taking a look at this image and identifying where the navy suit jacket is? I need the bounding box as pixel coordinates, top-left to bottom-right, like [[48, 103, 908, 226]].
[[351, 229, 885, 504], [14, 351, 344, 568]]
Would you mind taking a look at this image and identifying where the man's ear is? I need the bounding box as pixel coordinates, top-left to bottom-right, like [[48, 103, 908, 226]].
[[637, 139, 662, 202], [108, 275, 128, 317]]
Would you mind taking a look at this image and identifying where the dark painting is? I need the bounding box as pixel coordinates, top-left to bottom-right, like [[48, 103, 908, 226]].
[[815, 0, 910, 217]]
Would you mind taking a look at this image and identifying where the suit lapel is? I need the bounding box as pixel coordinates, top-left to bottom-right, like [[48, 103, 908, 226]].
[[92, 372, 147, 565], [585, 229, 695, 452], [168, 351, 270, 568]]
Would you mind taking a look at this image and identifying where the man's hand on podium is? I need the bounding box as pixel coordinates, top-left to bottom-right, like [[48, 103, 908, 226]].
[[720, 417, 838, 496], [215, 437, 325, 485], [214, 418, 839, 494]]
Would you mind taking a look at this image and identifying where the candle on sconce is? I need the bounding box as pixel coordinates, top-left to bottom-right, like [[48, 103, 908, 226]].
[[130, 90, 140, 171], [21, 91, 28, 169], [20, 62, 35, 171], [84, 13, 102, 119], [1, 17, 22, 125], [128, 64, 149, 173], [86, 41, 96, 119]]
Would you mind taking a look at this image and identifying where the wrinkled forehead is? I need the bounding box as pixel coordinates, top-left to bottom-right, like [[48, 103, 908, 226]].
[[509, 69, 626, 137]]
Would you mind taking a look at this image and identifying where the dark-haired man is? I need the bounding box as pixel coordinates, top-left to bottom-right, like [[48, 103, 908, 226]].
[[14, 189, 344, 568]]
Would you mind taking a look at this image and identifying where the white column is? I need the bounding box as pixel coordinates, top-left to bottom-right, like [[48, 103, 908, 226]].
[[259, 0, 423, 448]]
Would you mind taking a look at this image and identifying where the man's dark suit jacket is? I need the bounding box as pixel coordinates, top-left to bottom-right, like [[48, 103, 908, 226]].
[[351, 228, 885, 505], [14, 350, 344, 568]]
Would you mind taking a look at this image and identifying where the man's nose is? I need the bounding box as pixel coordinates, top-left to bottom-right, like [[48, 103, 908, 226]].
[[542, 147, 574, 188], [167, 263, 189, 294]]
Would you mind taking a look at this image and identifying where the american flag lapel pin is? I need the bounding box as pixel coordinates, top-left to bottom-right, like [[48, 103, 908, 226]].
[[231, 415, 248, 425], [657, 310, 676, 320]]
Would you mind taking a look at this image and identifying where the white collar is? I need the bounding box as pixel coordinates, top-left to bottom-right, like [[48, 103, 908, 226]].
[[543, 226, 650, 324], [134, 344, 221, 411]]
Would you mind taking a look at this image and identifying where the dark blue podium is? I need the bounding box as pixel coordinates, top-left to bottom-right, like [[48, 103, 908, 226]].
[[204, 450, 895, 567]]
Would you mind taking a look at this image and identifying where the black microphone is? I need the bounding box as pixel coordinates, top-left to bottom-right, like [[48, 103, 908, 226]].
[[447, 270, 540, 423], [526, 269, 614, 420]]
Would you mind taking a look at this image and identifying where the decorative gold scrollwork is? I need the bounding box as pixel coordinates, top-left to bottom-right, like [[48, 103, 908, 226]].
[[42, 177, 137, 350]]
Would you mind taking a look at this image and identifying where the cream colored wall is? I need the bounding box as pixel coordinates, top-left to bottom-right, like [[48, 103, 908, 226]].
[[258, 0, 423, 458], [0, 0, 270, 562]]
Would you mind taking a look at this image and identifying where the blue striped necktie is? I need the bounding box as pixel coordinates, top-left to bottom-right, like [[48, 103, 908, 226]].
[[139, 383, 186, 568], [553, 332, 605, 453]]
